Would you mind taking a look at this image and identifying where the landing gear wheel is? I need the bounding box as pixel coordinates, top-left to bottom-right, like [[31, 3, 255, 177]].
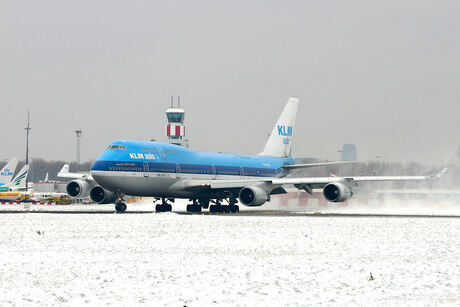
[[230, 205, 239, 213], [115, 202, 127, 212], [187, 204, 202, 213], [199, 198, 210, 209], [156, 203, 173, 212]]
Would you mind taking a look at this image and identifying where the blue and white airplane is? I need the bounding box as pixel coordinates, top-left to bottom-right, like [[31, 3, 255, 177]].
[[60, 98, 444, 212], [0, 157, 19, 186]]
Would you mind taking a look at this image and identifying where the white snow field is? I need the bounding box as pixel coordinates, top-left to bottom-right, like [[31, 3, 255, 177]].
[[0, 208, 459, 306]]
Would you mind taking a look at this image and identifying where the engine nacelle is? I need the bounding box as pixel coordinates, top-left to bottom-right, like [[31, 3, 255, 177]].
[[323, 182, 352, 202], [239, 186, 269, 207], [66, 179, 94, 198], [90, 186, 117, 204]]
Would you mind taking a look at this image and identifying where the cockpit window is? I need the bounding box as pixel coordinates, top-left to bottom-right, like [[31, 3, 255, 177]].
[[107, 145, 126, 150]]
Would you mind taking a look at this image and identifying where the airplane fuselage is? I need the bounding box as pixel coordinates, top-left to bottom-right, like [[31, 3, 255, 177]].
[[90, 140, 294, 198]]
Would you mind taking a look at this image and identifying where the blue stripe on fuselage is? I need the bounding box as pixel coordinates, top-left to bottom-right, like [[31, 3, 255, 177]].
[[91, 140, 294, 177]]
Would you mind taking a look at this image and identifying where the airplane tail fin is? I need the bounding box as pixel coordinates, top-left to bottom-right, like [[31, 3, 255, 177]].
[[259, 97, 299, 157], [57, 164, 70, 178], [0, 157, 19, 185], [5, 164, 29, 189]]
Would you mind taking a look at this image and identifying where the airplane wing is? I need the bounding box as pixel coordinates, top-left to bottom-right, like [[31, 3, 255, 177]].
[[180, 168, 447, 193], [282, 160, 356, 170], [57, 164, 93, 181], [272, 168, 447, 185]]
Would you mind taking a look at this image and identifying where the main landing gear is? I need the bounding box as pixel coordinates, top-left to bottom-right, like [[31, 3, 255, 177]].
[[186, 199, 202, 213], [209, 198, 239, 213], [155, 198, 172, 213]]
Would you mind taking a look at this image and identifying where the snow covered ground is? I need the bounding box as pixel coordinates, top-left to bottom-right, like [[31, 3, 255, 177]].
[[0, 202, 459, 306]]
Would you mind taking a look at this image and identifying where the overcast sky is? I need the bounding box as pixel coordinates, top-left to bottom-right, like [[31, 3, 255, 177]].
[[1, 0, 459, 164]]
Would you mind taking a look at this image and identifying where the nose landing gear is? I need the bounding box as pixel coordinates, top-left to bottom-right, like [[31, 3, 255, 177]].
[[115, 202, 127, 212], [114, 194, 127, 212]]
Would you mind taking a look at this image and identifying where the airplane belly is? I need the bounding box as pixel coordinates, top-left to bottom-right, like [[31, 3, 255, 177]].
[[92, 171, 188, 197]]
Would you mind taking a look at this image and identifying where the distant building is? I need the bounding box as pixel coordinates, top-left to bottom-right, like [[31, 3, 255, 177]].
[[164, 97, 189, 148], [32, 181, 67, 193], [341, 143, 357, 161]]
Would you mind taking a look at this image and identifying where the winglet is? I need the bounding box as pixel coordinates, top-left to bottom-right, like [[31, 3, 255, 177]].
[[433, 168, 448, 179]]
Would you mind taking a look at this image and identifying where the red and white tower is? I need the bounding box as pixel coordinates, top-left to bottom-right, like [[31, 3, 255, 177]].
[[165, 96, 189, 148]]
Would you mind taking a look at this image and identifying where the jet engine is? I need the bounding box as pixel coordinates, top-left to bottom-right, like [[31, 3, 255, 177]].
[[323, 182, 352, 202], [90, 186, 117, 204], [239, 186, 269, 206], [66, 179, 94, 198]]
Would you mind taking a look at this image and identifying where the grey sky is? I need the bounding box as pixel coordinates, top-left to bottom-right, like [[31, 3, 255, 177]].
[[1, 0, 459, 164]]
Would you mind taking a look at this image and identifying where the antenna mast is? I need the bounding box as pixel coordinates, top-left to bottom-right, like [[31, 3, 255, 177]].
[[24, 110, 31, 165], [75, 129, 82, 171]]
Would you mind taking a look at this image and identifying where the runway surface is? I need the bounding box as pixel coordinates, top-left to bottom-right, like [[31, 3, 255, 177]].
[[0, 207, 459, 306], [1, 208, 460, 219]]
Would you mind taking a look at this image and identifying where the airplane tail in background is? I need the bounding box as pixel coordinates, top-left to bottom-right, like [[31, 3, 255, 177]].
[[259, 97, 299, 157], [5, 164, 29, 189], [0, 157, 19, 186]]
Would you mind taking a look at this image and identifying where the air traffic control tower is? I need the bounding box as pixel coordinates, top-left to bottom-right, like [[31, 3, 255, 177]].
[[165, 96, 189, 148]]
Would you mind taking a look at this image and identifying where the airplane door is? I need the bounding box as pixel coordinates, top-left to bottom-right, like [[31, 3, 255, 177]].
[[175, 163, 180, 178], [240, 167, 245, 178], [143, 162, 149, 178], [212, 165, 216, 179]]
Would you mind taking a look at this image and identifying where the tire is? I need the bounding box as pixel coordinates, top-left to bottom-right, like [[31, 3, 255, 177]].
[[186, 204, 192, 212], [166, 204, 172, 211], [199, 198, 210, 209], [115, 202, 127, 212]]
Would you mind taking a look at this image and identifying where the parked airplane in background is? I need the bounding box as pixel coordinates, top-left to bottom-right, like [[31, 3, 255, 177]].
[[0, 157, 18, 186], [61, 98, 445, 213], [0, 164, 30, 200]]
